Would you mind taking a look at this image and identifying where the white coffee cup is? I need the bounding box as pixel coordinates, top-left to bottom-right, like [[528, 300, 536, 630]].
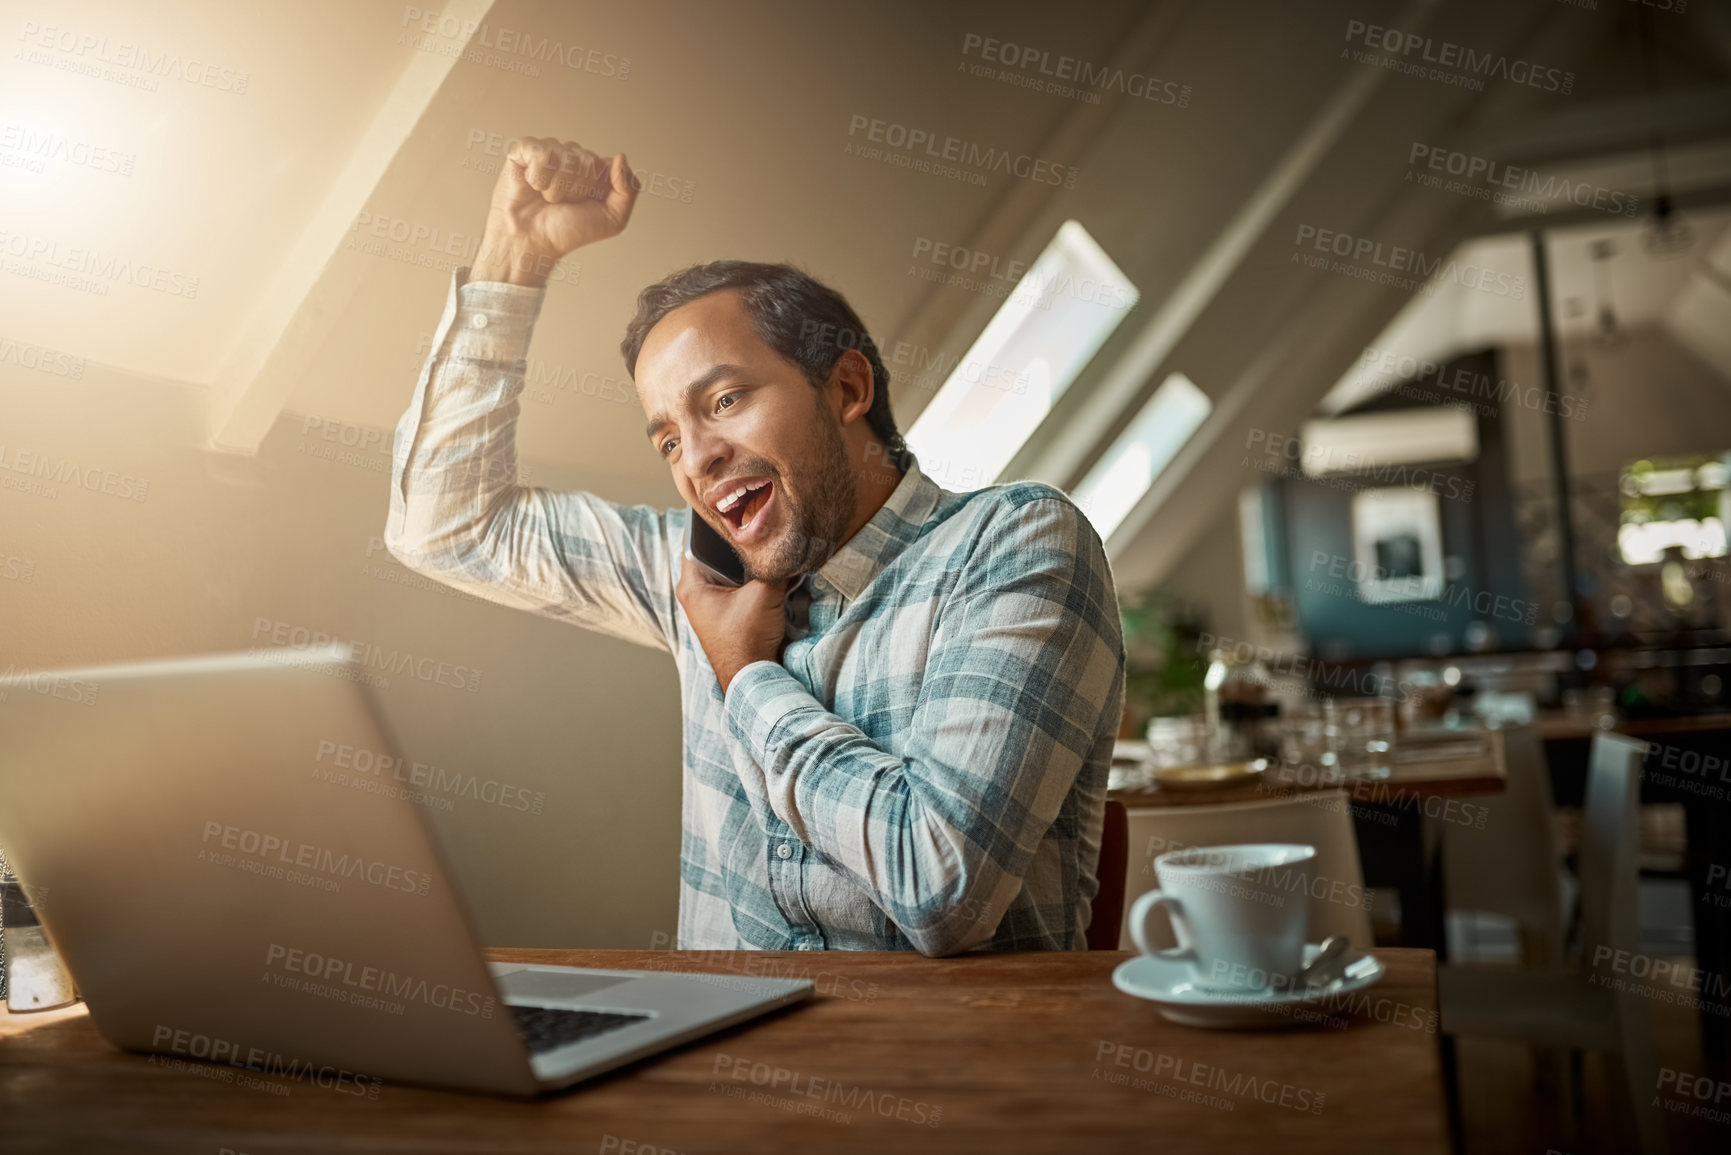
[[1128, 843, 1317, 993]]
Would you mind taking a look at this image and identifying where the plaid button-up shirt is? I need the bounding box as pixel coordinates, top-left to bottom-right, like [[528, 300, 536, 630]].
[[387, 268, 1126, 955]]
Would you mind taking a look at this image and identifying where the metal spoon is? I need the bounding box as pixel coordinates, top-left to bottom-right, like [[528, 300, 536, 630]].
[[1295, 936, 1352, 990]]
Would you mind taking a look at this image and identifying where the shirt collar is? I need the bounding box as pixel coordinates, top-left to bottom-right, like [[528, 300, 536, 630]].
[[811, 458, 941, 603]]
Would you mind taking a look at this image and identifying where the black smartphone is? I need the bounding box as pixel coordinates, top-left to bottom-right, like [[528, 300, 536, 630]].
[[685, 507, 746, 587]]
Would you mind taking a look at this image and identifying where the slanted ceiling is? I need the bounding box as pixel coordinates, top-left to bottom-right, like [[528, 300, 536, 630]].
[[1320, 212, 1731, 418], [6, 0, 1731, 590]]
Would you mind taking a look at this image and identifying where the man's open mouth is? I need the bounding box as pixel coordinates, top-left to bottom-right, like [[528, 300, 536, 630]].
[[713, 477, 775, 538]]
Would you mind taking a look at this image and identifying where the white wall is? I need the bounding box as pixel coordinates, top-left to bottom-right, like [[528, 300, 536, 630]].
[[1157, 499, 1249, 646], [1152, 327, 1731, 654], [1501, 327, 1731, 487], [0, 355, 686, 949]]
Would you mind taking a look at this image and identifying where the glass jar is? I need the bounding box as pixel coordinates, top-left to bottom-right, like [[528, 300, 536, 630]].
[[1145, 714, 1206, 769], [1324, 697, 1396, 779], [1203, 647, 1271, 764], [1279, 700, 1331, 769], [1, 874, 77, 1012]]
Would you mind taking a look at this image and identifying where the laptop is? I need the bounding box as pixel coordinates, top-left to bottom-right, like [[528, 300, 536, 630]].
[[0, 645, 812, 1097]]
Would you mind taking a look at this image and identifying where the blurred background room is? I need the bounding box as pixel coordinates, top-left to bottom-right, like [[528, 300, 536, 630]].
[[3, 1, 1731, 1150]]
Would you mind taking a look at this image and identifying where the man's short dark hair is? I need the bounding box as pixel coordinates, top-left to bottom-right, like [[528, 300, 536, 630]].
[[620, 261, 914, 472]]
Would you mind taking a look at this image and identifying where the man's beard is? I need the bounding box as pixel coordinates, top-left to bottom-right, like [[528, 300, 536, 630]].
[[743, 410, 856, 583]]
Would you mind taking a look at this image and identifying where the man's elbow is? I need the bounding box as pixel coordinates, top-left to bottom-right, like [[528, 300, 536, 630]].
[[901, 892, 1005, 958], [383, 519, 451, 577], [908, 933, 984, 959], [382, 523, 424, 571]]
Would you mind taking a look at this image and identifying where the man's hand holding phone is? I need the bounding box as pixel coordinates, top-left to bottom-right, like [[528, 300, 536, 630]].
[[472, 136, 639, 288], [677, 535, 791, 694]]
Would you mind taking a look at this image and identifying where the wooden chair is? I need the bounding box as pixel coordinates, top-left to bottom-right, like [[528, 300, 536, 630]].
[[1114, 790, 1375, 951], [1087, 800, 1128, 950], [1438, 731, 1668, 1155]]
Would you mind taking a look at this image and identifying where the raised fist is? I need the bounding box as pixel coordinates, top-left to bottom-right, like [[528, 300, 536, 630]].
[[476, 136, 638, 285]]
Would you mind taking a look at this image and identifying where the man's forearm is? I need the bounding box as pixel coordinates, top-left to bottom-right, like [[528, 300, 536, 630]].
[[718, 494, 1125, 956], [386, 273, 544, 568], [383, 132, 678, 651], [383, 266, 682, 652], [722, 662, 1060, 957]]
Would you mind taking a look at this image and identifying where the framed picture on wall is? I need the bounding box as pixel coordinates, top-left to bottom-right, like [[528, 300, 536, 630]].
[[1350, 487, 1444, 604]]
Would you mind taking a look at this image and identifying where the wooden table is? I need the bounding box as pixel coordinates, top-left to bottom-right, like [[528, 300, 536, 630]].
[[1111, 728, 1507, 809], [1112, 731, 1507, 966], [1535, 709, 1731, 743], [0, 948, 1449, 1154]]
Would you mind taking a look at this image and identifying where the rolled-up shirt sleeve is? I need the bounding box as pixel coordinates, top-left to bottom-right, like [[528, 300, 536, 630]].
[[722, 492, 1125, 956], [385, 267, 682, 653]]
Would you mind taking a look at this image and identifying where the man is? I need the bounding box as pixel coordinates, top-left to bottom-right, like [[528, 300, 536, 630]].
[[386, 136, 1125, 956]]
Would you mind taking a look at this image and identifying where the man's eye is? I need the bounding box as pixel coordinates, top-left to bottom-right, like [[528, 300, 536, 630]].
[[659, 438, 677, 457], [717, 392, 738, 411]]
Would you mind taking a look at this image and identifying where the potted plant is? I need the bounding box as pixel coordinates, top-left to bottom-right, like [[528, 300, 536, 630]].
[[1117, 586, 1208, 738]]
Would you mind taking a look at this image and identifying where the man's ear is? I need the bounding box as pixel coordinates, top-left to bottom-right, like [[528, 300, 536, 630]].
[[830, 349, 875, 427]]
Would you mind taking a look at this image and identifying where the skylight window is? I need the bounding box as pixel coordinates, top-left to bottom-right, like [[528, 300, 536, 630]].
[[1071, 372, 1212, 540], [904, 221, 1138, 491]]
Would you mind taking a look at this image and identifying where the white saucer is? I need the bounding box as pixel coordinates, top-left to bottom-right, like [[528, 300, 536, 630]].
[[1112, 942, 1387, 1029]]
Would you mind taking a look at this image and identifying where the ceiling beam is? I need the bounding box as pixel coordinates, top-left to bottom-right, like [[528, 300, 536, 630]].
[[1093, 0, 1606, 588], [1465, 84, 1731, 167], [206, 0, 496, 453], [1018, 0, 1428, 492], [886, 0, 1198, 423], [1484, 179, 1731, 234]]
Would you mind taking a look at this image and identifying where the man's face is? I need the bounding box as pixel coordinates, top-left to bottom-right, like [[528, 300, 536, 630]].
[[636, 290, 856, 582]]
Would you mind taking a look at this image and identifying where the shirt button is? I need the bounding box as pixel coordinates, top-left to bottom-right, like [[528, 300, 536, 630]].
[[776, 843, 793, 860], [470, 313, 489, 329]]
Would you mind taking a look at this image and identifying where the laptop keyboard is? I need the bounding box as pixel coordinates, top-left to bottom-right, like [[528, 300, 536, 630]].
[[508, 1005, 650, 1054]]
